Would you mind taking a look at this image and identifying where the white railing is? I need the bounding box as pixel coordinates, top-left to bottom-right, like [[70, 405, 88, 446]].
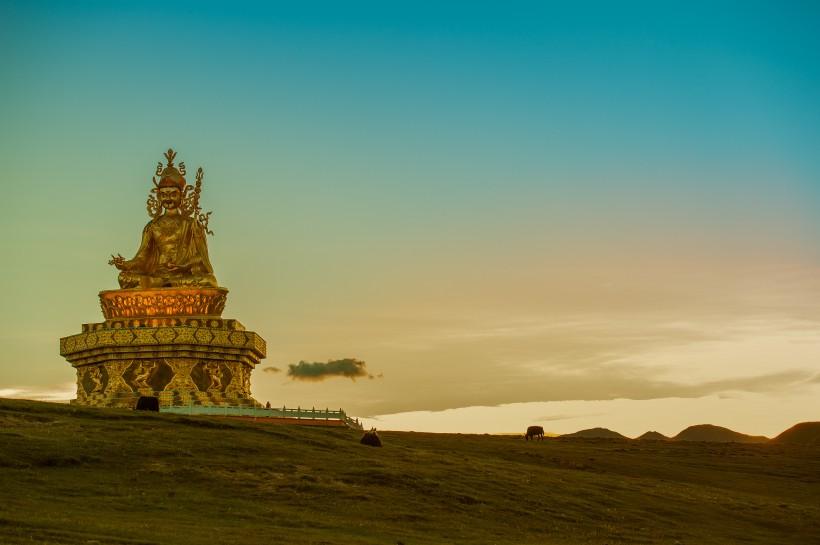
[[92, 393, 363, 429]]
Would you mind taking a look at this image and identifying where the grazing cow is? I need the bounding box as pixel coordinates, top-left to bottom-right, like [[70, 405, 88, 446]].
[[360, 427, 382, 447], [135, 396, 160, 412], [525, 425, 545, 441]]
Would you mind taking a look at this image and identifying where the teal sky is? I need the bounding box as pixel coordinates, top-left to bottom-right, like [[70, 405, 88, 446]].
[[1, 1, 819, 435]]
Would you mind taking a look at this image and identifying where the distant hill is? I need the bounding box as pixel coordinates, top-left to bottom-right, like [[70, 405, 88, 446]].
[[673, 424, 768, 443], [561, 427, 628, 439], [637, 431, 670, 441], [771, 422, 820, 447]]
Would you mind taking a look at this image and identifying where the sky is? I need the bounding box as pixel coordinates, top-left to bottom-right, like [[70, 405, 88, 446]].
[[1, 1, 819, 437]]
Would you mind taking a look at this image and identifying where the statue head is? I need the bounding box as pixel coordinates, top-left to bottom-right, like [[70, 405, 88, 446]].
[[152, 148, 187, 213], [158, 186, 182, 211], [145, 148, 213, 234]]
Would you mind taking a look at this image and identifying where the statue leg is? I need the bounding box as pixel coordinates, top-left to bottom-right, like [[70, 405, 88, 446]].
[[167, 274, 218, 288], [118, 271, 141, 289], [118, 272, 165, 289]]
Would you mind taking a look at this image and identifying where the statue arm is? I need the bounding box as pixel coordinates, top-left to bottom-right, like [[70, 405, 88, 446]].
[[175, 222, 214, 273], [119, 224, 153, 272]]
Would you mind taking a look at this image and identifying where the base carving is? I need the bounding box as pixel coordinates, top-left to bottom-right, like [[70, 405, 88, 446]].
[[72, 358, 256, 408], [61, 313, 265, 408]]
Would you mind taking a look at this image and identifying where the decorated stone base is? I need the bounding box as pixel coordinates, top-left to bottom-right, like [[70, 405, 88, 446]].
[[60, 288, 266, 408]]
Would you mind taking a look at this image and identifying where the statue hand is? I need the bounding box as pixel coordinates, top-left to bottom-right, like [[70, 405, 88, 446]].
[[164, 261, 192, 273], [108, 254, 127, 269]]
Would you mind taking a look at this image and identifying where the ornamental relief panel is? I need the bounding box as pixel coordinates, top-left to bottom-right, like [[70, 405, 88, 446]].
[[123, 359, 174, 392], [191, 361, 233, 393], [72, 357, 255, 406], [80, 365, 108, 395]]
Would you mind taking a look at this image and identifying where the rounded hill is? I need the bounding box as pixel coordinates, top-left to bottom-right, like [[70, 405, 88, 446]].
[[771, 422, 820, 447], [673, 424, 768, 443], [561, 427, 628, 439], [637, 431, 670, 441]]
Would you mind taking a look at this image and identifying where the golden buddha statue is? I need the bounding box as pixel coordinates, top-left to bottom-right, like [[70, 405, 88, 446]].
[[62, 147, 266, 410], [109, 149, 217, 289]]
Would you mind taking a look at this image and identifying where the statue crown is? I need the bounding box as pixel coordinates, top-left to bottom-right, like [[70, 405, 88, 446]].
[[154, 147, 187, 190]]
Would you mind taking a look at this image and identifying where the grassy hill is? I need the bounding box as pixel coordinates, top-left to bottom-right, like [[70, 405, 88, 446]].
[[1, 399, 818, 545], [560, 427, 628, 439], [771, 422, 820, 447], [636, 431, 669, 441], [673, 424, 769, 443]]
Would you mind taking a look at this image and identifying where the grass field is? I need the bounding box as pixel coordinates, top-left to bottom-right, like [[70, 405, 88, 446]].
[[0, 398, 817, 545]]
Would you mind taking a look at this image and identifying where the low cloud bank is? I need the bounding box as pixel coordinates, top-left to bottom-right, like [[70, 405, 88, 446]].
[[0, 383, 75, 402], [287, 358, 380, 381]]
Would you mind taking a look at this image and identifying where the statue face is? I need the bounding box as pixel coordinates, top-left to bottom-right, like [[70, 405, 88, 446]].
[[158, 187, 182, 211]]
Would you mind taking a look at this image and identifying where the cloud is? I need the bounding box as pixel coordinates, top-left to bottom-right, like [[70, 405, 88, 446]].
[[262, 366, 281, 374], [534, 412, 604, 422], [351, 361, 815, 417], [287, 358, 374, 382], [0, 383, 75, 402], [340, 312, 820, 416]]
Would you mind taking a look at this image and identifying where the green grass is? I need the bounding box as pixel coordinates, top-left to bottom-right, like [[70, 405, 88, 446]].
[[0, 398, 817, 545]]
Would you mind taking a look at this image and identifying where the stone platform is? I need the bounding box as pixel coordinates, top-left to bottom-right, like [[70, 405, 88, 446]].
[[60, 287, 265, 408]]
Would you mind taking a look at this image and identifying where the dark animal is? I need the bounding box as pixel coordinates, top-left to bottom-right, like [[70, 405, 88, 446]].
[[135, 396, 160, 412], [360, 427, 382, 447], [525, 425, 544, 441]]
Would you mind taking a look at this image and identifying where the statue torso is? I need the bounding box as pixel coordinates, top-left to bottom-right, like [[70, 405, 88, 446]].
[[149, 214, 189, 268]]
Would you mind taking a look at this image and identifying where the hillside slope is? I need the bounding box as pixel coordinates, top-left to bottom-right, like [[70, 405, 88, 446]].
[[560, 427, 628, 439], [637, 430, 670, 441], [772, 421, 820, 446], [1, 398, 818, 545], [674, 424, 769, 443]]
